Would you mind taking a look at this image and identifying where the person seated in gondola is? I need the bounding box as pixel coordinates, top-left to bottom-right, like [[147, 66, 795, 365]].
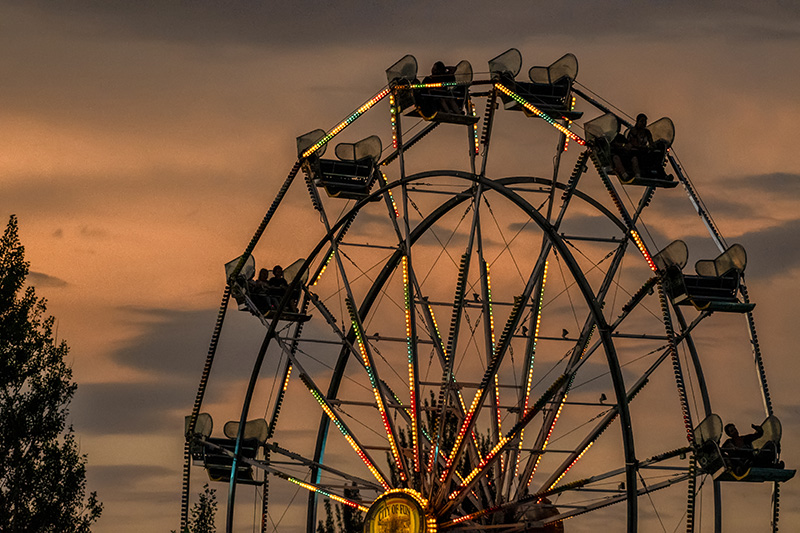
[[722, 423, 783, 474], [420, 61, 463, 116], [247, 268, 274, 312], [610, 132, 632, 180], [266, 265, 298, 311], [626, 113, 654, 179]]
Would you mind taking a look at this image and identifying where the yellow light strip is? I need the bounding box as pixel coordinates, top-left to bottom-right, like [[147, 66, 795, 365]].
[[485, 265, 502, 438], [440, 390, 483, 482], [517, 260, 548, 475], [304, 377, 389, 489], [495, 84, 586, 145], [347, 299, 406, 481], [630, 229, 657, 272], [310, 250, 334, 287], [547, 441, 594, 490], [301, 88, 391, 159], [380, 171, 399, 218], [286, 476, 370, 513], [390, 93, 398, 149], [526, 395, 566, 487], [403, 257, 420, 472]]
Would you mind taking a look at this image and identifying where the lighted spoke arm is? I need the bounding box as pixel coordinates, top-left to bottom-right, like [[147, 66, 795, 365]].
[[278, 349, 390, 490], [402, 256, 423, 474], [435, 235, 552, 504], [494, 83, 586, 146], [440, 374, 569, 516], [345, 297, 409, 481], [530, 302, 704, 494], [271, 470, 372, 514], [517, 243, 630, 495], [524, 472, 691, 530], [439, 445, 690, 529], [264, 441, 384, 492], [300, 87, 392, 159]]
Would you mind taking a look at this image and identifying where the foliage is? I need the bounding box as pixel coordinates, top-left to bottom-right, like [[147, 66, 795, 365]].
[[316, 483, 363, 533], [188, 484, 217, 533], [0, 215, 102, 531]]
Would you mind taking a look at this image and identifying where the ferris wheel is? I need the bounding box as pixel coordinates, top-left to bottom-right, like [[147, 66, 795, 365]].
[[181, 48, 793, 533]]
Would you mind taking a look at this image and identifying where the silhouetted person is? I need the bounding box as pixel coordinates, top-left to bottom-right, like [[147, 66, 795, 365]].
[[627, 113, 653, 178], [721, 422, 783, 473], [610, 132, 631, 180], [422, 61, 462, 115], [248, 268, 272, 313]]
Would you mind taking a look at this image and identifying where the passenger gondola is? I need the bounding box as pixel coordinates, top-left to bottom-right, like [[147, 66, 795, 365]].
[[653, 240, 755, 312]]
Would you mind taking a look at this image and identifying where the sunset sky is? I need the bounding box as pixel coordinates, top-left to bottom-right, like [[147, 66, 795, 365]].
[[3, 1, 800, 531]]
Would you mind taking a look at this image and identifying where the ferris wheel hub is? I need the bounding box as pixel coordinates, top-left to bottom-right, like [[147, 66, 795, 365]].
[[363, 488, 436, 533]]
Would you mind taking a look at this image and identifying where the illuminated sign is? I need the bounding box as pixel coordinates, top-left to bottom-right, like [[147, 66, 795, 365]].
[[364, 490, 433, 533]]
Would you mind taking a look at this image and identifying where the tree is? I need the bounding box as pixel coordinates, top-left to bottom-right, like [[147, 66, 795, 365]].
[[188, 484, 217, 533], [0, 214, 102, 531]]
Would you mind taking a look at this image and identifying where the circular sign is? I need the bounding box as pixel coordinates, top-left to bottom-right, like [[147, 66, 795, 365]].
[[364, 490, 427, 533]]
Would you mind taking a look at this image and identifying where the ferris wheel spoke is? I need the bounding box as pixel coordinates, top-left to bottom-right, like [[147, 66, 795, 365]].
[[306, 187, 412, 482], [516, 239, 629, 495], [281, 350, 391, 490], [264, 441, 384, 492], [535, 347, 674, 495], [434, 289, 537, 505], [473, 204, 505, 495], [442, 445, 688, 530], [268, 469, 372, 514], [529, 472, 691, 530], [477, 87, 498, 177], [439, 374, 569, 516], [426, 182, 482, 494], [401, 255, 424, 479]]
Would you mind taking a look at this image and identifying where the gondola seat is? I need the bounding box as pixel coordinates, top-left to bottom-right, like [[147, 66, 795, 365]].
[[693, 414, 794, 483], [298, 131, 382, 200], [385, 55, 478, 125], [585, 113, 677, 188], [489, 49, 583, 121], [653, 240, 755, 313], [224, 255, 312, 322], [185, 415, 268, 485]]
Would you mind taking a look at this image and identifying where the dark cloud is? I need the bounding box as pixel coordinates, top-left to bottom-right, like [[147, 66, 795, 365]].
[[70, 305, 285, 435], [726, 172, 800, 194], [6, 0, 800, 52], [737, 218, 800, 279], [71, 380, 189, 434], [646, 185, 759, 225], [28, 271, 68, 288], [109, 306, 268, 380]]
